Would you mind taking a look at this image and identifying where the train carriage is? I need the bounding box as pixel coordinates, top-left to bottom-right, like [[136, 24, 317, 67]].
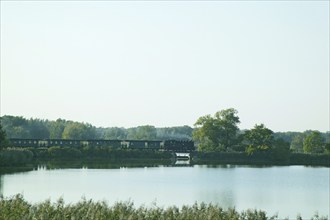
[[146, 140, 162, 150], [8, 138, 195, 152], [86, 139, 122, 149], [9, 138, 39, 147], [164, 140, 195, 152], [127, 140, 147, 149]]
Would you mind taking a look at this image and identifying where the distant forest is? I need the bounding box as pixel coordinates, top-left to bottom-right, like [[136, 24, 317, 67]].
[[1, 115, 329, 154], [0, 115, 193, 141]]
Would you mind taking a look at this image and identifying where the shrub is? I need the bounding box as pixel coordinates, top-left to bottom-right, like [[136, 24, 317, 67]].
[[47, 146, 82, 159], [0, 148, 34, 166]]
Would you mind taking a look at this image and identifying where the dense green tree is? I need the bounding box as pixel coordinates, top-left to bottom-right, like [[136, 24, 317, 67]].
[[244, 124, 274, 155], [135, 125, 157, 140], [290, 133, 305, 153], [157, 126, 193, 140], [126, 127, 138, 140], [193, 108, 240, 152], [0, 116, 30, 138], [303, 131, 324, 154], [273, 132, 300, 143], [0, 123, 9, 149], [272, 138, 291, 161], [28, 119, 50, 139], [101, 127, 127, 140], [325, 142, 330, 154], [48, 119, 66, 139], [62, 122, 96, 140], [322, 131, 330, 143], [125, 126, 157, 140]]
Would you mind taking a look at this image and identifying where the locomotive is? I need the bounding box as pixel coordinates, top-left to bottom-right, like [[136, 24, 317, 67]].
[[8, 138, 195, 152]]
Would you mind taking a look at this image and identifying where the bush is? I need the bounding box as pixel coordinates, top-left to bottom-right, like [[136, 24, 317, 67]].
[[290, 153, 330, 166], [0, 148, 34, 166], [47, 146, 82, 159]]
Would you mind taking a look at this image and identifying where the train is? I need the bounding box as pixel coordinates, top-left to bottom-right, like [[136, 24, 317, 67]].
[[8, 138, 195, 152]]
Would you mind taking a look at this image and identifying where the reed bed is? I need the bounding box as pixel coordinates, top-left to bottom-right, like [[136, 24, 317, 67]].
[[0, 194, 327, 220]]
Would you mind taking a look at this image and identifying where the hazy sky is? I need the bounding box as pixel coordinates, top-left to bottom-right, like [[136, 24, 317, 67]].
[[1, 1, 329, 132]]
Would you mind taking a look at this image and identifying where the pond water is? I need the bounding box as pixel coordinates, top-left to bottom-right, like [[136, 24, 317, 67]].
[[0, 165, 329, 219]]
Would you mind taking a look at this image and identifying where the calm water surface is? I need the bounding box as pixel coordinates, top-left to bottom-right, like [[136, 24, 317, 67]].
[[0, 165, 329, 219]]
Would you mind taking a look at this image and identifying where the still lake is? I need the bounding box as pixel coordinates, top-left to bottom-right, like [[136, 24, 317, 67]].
[[0, 165, 329, 218]]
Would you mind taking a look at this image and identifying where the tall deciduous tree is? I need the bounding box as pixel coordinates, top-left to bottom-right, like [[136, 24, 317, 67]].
[[303, 131, 324, 154], [102, 127, 127, 140], [135, 125, 157, 140], [0, 123, 9, 149], [28, 119, 50, 139], [290, 133, 305, 153], [244, 124, 274, 155], [193, 108, 240, 152], [49, 119, 66, 139], [62, 122, 96, 140]]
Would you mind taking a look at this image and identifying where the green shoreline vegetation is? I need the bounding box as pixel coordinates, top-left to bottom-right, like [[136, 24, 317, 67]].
[[0, 147, 329, 171], [0, 110, 329, 219], [0, 194, 327, 220], [0, 108, 329, 168]]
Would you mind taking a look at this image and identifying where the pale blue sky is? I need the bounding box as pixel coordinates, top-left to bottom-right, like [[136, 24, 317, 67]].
[[1, 1, 329, 132]]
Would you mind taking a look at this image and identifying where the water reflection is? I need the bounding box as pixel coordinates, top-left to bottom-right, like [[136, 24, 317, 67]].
[[196, 190, 235, 209], [0, 165, 329, 219], [174, 159, 191, 166], [37, 160, 172, 170]]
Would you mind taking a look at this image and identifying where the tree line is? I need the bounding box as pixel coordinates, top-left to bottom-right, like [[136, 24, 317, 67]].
[[0, 115, 192, 141], [193, 108, 329, 155], [0, 110, 329, 155]]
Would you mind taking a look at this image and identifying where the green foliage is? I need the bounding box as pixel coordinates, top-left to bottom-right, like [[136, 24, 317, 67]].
[[271, 138, 290, 162], [6, 146, 171, 163], [28, 119, 50, 139], [62, 122, 96, 139], [100, 127, 127, 139], [1, 115, 194, 141], [0, 116, 30, 138], [193, 108, 240, 152], [1, 195, 302, 220], [244, 124, 274, 155], [48, 118, 66, 139], [157, 126, 193, 140], [0, 122, 10, 150], [127, 125, 157, 140], [325, 142, 330, 155], [48, 146, 82, 159], [290, 133, 305, 153], [0, 148, 34, 166], [303, 131, 325, 154]]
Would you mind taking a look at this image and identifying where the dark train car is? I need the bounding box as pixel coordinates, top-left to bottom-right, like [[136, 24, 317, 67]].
[[126, 140, 146, 149], [8, 138, 195, 152], [87, 139, 122, 149], [9, 138, 40, 147], [146, 140, 162, 150], [164, 140, 195, 152], [48, 139, 81, 147]]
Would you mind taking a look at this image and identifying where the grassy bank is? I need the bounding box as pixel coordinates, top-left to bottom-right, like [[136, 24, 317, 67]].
[[1, 194, 327, 220]]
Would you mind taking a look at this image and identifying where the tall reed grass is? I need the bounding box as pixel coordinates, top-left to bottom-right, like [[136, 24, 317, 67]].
[[0, 194, 328, 220]]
